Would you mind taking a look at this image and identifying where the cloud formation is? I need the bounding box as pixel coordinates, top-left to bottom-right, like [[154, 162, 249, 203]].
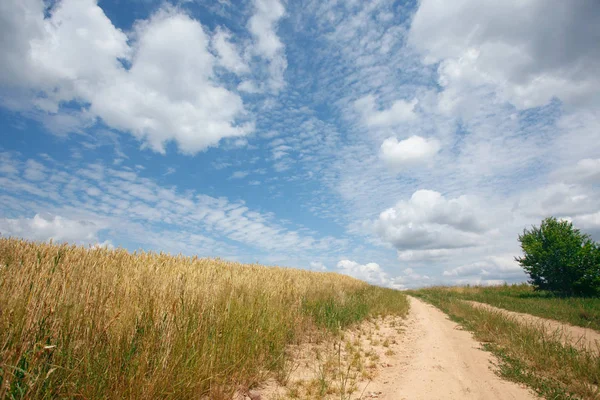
[[409, 0, 600, 110], [0, 153, 346, 259], [1, 0, 599, 289], [337, 259, 388, 286], [248, 0, 287, 91], [0, 213, 104, 244], [1, 0, 255, 153], [355, 95, 418, 128], [373, 190, 488, 251], [380, 136, 440, 170]]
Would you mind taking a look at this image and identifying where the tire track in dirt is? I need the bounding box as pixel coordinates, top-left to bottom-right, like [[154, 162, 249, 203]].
[[466, 300, 600, 354]]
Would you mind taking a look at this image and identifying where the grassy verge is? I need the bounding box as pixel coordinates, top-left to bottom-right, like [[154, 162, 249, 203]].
[[428, 284, 600, 331], [410, 288, 600, 399], [0, 238, 408, 399]]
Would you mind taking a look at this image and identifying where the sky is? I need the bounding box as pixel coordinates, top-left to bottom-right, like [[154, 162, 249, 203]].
[[1, 0, 599, 289]]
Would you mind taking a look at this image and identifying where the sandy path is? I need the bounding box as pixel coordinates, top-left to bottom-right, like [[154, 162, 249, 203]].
[[366, 296, 537, 400], [467, 300, 600, 353]]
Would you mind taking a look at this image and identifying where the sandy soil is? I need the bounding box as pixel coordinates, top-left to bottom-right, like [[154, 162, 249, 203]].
[[255, 313, 408, 399], [251, 296, 537, 399], [362, 296, 537, 400], [467, 300, 600, 354]]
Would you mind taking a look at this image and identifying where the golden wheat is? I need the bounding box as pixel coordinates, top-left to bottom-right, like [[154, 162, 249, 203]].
[[0, 238, 407, 399]]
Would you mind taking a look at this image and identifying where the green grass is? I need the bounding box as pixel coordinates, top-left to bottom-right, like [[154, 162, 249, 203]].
[[410, 287, 600, 400], [0, 238, 409, 399], [421, 284, 600, 331], [302, 287, 409, 332]]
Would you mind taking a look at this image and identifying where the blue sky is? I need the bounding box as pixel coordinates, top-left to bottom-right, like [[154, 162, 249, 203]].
[[1, 0, 599, 288]]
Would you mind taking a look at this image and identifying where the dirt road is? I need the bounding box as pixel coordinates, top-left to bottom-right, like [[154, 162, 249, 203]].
[[467, 300, 600, 354], [367, 296, 537, 399]]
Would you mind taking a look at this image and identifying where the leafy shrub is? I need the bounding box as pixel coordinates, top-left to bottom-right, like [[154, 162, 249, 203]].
[[516, 217, 600, 296]]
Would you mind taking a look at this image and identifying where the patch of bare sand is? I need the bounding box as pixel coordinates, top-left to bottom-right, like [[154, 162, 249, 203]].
[[251, 314, 408, 399], [467, 300, 600, 354], [241, 296, 537, 399]]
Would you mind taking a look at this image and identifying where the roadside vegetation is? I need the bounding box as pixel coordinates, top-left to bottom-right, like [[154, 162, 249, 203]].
[[410, 288, 600, 400], [0, 238, 408, 399], [408, 217, 600, 399], [517, 217, 600, 297], [420, 284, 600, 331]]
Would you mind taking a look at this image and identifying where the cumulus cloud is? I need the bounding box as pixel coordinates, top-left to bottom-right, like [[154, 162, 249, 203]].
[[380, 136, 440, 170], [2, 0, 598, 290], [0, 0, 253, 154], [373, 190, 488, 251], [409, 0, 600, 110], [355, 95, 418, 127], [337, 259, 388, 286], [0, 0, 129, 105], [0, 213, 103, 244], [336, 259, 434, 289]]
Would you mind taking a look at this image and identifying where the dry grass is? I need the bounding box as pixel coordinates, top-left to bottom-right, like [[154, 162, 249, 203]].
[[411, 288, 600, 399], [0, 238, 408, 399]]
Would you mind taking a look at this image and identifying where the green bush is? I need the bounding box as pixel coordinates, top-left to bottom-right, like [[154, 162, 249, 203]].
[[516, 217, 600, 296]]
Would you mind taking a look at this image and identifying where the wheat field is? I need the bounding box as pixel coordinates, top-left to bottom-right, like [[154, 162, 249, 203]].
[[0, 238, 408, 399]]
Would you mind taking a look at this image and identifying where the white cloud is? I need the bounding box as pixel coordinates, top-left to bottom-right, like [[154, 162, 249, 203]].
[[0, 0, 254, 154], [0, 155, 348, 257], [443, 255, 527, 282], [309, 261, 327, 271], [389, 268, 431, 290], [163, 167, 176, 176], [238, 80, 262, 93], [92, 240, 114, 250], [373, 189, 488, 251], [380, 135, 440, 170], [0, 153, 19, 175], [211, 27, 250, 75], [409, 0, 600, 110], [230, 170, 250, 179], [0, 213, 104, 244], [2, 0, 599, 290], [249, 0, 285, 58], [554, 158, 600, 185], [355, 94, 418, 127], [23, 160, 46, 181], [515, 183, 598, 219], [396, 248, 455, 262], [574, 211, 600, 240], [337, 259, 388, 286], [92, 8, 254, 154], [0, 0, 129, 106], [272, 145, 291, 160], [248, 0, 287, 91]]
